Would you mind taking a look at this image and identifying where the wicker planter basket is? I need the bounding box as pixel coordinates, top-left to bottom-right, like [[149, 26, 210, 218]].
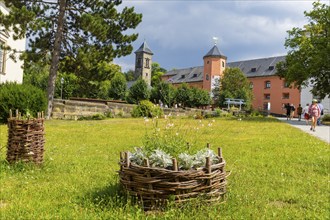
[[6, 111, 45, 164], [118, 147, 227, 210]]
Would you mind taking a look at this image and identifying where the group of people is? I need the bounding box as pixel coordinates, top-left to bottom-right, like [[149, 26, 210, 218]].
[[285, 99, 324, 132]]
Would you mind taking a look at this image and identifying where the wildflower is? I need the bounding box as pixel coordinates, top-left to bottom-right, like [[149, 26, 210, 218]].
[[176, 132, 179, 136], [27, 151, 34, 155], [212, 119, 215, 123], [208, 123, 212, 127]]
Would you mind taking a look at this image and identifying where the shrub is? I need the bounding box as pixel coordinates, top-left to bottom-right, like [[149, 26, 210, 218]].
[[77, 113, 106, 120], [0, 82, 47, 123], [131, 100, 163, 118], [321, 114, 330, 125]]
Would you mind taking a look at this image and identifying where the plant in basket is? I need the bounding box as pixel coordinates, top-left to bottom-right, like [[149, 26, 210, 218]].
[[118, 116, 227, 210]]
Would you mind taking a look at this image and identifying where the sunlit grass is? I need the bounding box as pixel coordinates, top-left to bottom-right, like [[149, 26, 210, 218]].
[[0, 117, 329, 219]]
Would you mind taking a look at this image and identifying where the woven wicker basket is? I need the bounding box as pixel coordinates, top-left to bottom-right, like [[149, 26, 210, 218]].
[[118, 147, 227, 210], [6, 110, 45, 164]]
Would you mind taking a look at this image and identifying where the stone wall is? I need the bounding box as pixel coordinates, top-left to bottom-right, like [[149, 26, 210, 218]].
[[52, 99, 205, 119]]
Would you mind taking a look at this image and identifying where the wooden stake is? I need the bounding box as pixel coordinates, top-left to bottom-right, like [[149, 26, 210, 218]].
[[125, 151, 130, 167], [172, 158, 178, 171]]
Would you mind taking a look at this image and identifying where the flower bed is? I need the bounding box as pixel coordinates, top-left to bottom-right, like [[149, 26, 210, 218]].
[[118, 147, 227, 210], [6, 110, 45, 164]]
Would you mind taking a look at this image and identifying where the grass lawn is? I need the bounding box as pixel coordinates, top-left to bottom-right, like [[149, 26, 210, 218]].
[[0, 117, 329, 219]]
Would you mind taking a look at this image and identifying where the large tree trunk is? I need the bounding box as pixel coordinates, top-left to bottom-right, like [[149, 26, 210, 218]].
[[46, 0, 66, 119]]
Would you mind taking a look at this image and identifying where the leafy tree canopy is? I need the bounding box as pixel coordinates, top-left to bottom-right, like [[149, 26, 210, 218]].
[[108, 72, 127, 100], [216, 67, 253, 109], [276, 1, 330, 99], [150, 81, 175, 107], [151, 62, 166, 87], [127, 78, 150, 104]]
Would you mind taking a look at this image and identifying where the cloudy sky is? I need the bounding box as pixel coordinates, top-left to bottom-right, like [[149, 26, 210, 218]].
[[114, 0, 327, 72]]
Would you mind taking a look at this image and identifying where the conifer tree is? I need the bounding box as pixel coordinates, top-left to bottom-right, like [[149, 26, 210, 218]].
[[0, 0, 142, 118]]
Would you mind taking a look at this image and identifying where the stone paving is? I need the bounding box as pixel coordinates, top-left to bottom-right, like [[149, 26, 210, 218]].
[[277, 117, 330, 144]]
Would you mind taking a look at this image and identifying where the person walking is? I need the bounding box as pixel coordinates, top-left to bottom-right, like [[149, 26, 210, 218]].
[[302, 103, 310, 125], [308, 99, 321, 132], [284, 103, 291, 120], [317, 101, 324, 125], [290, 104, 295, 120], [297, 104, 303, 121]]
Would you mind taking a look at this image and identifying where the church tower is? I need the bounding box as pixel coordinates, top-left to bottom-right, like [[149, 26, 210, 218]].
[[134, 41, 153, 86], [202, 42, 227, 92]]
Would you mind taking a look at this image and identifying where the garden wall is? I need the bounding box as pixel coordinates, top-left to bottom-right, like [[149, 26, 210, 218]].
[[52, 99, 206, 119]]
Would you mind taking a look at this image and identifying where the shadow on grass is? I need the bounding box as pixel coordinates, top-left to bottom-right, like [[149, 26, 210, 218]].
[[81, 182, 134, 210]]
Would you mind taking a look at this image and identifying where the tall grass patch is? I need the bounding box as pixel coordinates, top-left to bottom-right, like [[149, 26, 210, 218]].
[[0, 117, 328, 219]]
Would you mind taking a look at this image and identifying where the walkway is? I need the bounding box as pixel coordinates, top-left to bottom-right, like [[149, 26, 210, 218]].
[[277, 117, 330, 144]]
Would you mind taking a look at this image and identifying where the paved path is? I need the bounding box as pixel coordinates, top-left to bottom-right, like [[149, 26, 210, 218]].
[[277, 117, 330, 144]]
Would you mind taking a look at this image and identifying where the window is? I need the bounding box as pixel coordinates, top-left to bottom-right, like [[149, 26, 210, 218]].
[[205, 74, 209, 81], [207, 61, 210, 64], [264, 94, 270, 100], [222, 61, 225, 68], [265, 81, 271, 89], [145, 58, 150, 68], [193, 73, 198, 78], [283, 81, 290, 88], [136, 58, 142, 68], [145, 73, 148, 77], [181, 75, 185, 79], [249, 82, 253, 89], [0, 40, 5, 74], [251, 67, 257, 72], [268, 66, 274, 70], [282, 93, 290, 99]]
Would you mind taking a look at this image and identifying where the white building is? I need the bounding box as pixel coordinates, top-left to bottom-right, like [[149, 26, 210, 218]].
[[0, 2, 26, 83], [300, 83, 330, 115]]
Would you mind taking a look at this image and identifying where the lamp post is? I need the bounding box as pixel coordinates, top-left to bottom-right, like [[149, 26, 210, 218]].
[[60, 77, 64, 100]]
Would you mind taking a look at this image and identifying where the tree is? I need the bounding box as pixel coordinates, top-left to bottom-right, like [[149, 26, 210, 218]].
[[124, 69, 136, 81], [108, 72, 127, 100], [127, 79, 150, 104], [276, 2, 330, 99], [0, 0, 142, 118], [151, 62, 166, 87], [189, 87, 211, 108], [217, 67, 253, 109], [174, 83, 191, 108], [151, 81, 176, 107]]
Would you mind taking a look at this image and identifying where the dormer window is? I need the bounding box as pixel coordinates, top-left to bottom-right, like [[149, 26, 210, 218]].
[[193, 73, 198, 78], [251, 67, 257, 72], [269, 66, 274, 70], [181, 75, 185, 79]]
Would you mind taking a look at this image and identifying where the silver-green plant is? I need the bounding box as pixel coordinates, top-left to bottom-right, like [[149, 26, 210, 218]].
[[194, 148, 219, 167], [149, 149, 172, 168], [129, 147, 147, 166], [178, 153, 195, 170]]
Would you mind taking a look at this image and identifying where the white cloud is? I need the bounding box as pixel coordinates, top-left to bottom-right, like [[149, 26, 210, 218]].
[[116, 0, 325, 71]]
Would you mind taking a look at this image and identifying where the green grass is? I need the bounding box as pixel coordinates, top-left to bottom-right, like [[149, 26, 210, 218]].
[[0, 117, 329, 219]]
